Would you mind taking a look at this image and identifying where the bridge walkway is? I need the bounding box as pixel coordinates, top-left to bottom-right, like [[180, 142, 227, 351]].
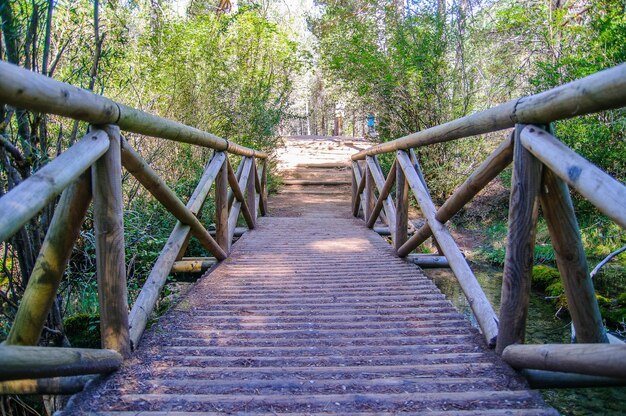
[[62, 136, 556, 415]]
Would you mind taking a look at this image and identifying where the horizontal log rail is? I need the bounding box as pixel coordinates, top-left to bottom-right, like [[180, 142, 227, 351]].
[[0, 61, 269, 393], [352, 63, 626, 160], [0, 61, 266, 159], [0, 346, 122, 381], [350, 63, 626, 387]]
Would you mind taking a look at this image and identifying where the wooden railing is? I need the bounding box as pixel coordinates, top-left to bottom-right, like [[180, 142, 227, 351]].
[[351, 64, 626, 387], [0, 61, 268, 394]]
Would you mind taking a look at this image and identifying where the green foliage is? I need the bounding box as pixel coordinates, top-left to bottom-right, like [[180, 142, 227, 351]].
[[64, 314, 101, 349]]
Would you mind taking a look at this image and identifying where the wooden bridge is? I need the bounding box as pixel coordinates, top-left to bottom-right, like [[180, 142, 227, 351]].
[[1, 61, 626, 414]]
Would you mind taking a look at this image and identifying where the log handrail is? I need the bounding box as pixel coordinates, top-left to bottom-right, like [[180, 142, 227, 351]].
[[0, 61, 266, 159], [351, 63, 626, 382], [352, 63, 626, 160], [0, 61, 269, 392]]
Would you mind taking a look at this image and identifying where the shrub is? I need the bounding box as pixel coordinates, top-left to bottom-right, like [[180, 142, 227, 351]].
[[64, 314, 101, 349]]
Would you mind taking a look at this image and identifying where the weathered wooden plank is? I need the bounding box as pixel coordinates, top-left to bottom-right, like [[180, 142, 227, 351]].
[[0, 130, 108, 244], [396, 150, 498, 346], [503, 344, 626, 379], [497, 125, 542, 355], [397, 135, 513, 256], [121, 139, 227, 261], [6, 172, 92, 346], [352, 63, 626, 159], [93, 125, 130, 358], [520, 125, 626, 229], [540, 168, 608, 343], [0, 346, 121, 381]]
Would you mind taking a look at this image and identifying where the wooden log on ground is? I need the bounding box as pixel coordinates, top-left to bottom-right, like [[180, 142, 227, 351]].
[[407, 254, 450, 268], [397, 135, 513, 256], [0, 375, 95, 395], [351, 63, 626, 160], [228, 158, 253, 244], [210, 227, 247, 238], [540, 168, 608, 343], [215, 158, 229, 251], [0, 346, 122, 381], [520, 369, 626, 389], [171, 258, 217, 274], [497, 125, 542, 355], [92, 125, 130, 358], [0, 130, 108, 244], [366, 156, 396, 235], [396, 150, 499, 346], [0, 61, 267, 158], [120, 139, 226, 261], [352, 161, 366, 217], [128, 154, 225, 348], [6, 172, 92, 346], [366, 160, 397, 229], [503, 344, 626, 380], [395, 159, 409, 252], [520, 125, 626, 229]]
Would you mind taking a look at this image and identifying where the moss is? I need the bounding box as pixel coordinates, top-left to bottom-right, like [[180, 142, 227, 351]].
[[532, 265, 560, 290], [64, 313, 101, 348]]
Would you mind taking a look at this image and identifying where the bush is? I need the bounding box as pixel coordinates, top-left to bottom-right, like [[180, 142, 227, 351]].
[[64, 314, 101, 349]]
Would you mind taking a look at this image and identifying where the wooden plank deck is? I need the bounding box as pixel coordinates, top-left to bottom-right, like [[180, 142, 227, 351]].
[[62, 137, 556, 415]]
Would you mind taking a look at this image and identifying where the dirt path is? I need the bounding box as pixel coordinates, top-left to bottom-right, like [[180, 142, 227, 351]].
[[268, 135, 370, 218]]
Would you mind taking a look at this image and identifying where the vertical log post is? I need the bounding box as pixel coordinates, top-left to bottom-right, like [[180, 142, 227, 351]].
[[540, 169, 608, 343], [215, 158, 230, 252], [247, 158, 257, 227], [351, 163, 358, 211], [363, 160, 375, 223], [92, 125, 130, 358], [395, 158, 409, 252], [497, 124, 543, 355], [259, 158, 268, 216], [352, 161, 365, 218]]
